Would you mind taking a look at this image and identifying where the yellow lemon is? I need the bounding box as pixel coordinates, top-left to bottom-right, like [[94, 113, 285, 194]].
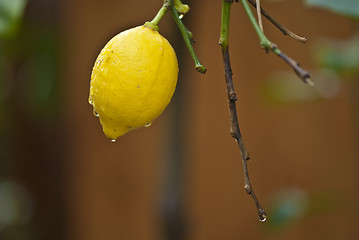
[[89, 25, 178, 141]]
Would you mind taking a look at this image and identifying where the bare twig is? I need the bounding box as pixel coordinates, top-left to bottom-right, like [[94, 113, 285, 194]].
[[277, 50, 313, 85], [256, 0, 263, 32], [220, 0, 266, 222], [247, 0, 307, 43]]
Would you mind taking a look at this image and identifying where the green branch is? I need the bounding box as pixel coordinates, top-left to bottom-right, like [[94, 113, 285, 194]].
[[240, 0, 272, 48], [219, 0, 231, 50], [173, 0, 189, 14], [168, 0, 206, 73], [246, 0, 307, 42], [240, 0, 312, 85]]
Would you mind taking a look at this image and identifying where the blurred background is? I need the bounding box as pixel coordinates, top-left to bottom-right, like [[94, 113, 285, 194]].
[[0, 0, 358, 239]]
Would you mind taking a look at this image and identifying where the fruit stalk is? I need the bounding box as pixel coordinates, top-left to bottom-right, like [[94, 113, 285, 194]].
[[145, 2, 170, 31], [167, 0, 206, 73]]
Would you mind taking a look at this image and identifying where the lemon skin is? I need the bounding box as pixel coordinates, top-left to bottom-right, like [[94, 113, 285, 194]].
[[89, 25, 178, 140]]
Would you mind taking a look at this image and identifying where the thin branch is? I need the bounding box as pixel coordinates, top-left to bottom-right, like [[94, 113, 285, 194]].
[[167, 0, 206, 73], [220, 0, 266, 222], [256, 0, 263, 32], [241, 0, 312, 84], [246, 0, 307, 43], [277, 50, 313, 85]]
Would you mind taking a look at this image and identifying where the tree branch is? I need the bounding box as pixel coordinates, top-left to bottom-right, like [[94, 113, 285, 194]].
[[246, 0, 307, 43], [220, 0, 266, 222], [241, 0, 312, 85]]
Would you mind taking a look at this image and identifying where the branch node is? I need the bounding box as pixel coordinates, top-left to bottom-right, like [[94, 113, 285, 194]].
[[244, 150, 250, 161], [229, 92, 237, 101], [230, 131, 238, 139], [269, 42, 277, 49], [244, 184, 251, 194]]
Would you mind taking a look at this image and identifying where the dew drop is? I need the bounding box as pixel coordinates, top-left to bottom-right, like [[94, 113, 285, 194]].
[[179, 14, 184, 19], [93, 109, 99, 117], [88, 97, 93, 105], [96, 59, 103, 66], [144, 122, 152, 128], [259, 215, 266, 222], [258, 211, 267, 222], [110, 139, 116, 143]]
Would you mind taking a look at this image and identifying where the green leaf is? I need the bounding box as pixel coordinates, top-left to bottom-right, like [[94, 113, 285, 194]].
[[265, 188, 342, 232], [265, 188, 309, 230], [305, 0, 359, 18], [262, 69, 342, 104], [0, 0, 27, 39], [314, 34, 359, 76]]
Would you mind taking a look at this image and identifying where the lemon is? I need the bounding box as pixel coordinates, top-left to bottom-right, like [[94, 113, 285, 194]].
[[89, 25, 178, 141]]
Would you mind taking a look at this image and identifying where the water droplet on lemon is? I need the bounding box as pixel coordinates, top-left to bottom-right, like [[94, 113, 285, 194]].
[[89, 25, 178, 140]]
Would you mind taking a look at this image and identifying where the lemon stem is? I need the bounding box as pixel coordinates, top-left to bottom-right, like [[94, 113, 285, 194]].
[[168, 0, 206, 73], [146, 2, 170, 31]]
